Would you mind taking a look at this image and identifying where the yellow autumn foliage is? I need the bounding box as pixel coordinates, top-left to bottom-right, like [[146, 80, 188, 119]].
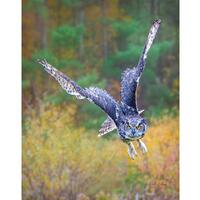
[[22, 103, 179, 200], [135, 117, 179, 198]]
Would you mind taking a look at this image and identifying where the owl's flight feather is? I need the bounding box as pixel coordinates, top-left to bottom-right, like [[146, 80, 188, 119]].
[[120, 19, 161, 110], [38, 59, 118, 122]]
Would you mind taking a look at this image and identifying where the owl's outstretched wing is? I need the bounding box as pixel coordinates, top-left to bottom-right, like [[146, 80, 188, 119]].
[[120, 19, 161, 110], [38, 59, 118, 121]]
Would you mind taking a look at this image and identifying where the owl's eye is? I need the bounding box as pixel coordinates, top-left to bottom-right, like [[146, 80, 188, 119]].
[[136, 124, 143, 131], [126, 123, 132, 129]]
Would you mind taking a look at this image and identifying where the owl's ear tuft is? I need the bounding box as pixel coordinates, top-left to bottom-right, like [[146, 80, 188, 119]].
[[139, 110, 144, 115]]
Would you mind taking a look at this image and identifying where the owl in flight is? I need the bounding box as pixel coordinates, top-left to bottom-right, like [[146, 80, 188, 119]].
[[38, 19, 161, 159]]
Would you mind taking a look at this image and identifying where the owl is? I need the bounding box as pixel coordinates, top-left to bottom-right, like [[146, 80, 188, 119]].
[[38, 19, 161, 159]]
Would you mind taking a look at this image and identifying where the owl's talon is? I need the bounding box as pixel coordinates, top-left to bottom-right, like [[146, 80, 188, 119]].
[[137, 139, 148, 154], [128, 142, 137, 159]]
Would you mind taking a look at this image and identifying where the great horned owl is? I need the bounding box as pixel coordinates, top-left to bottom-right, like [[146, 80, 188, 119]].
[[38, 19, 161, 160]]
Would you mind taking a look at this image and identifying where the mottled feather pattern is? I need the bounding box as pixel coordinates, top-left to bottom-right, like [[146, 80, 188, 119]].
[[38, 59, 85, 100], [120, 68, 138, 109], [136, 19, 161, 77], [98, 116, 116, 137], [120, 19, 161, 109], [84, 87, 118, 121], [38, 60, 118, 121], [144, 19, 161, 59]]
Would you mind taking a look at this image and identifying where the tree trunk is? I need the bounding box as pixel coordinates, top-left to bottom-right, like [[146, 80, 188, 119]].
[[76, 5, 85, 61], [36, 0, 48, 92], [36, 6, 47, 49], [100, 0, 108, 61], [150, 0, 156, 15]]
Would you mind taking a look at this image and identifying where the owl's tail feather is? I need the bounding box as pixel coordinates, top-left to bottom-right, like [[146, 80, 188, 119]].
[[98, 116, 117, 137]]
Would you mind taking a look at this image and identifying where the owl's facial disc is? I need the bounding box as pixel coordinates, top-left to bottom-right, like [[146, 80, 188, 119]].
[[123, 118, 147, 140]]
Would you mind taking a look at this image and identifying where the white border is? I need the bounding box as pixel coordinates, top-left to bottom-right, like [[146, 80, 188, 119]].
[[0, 0, 21, 199], [180, 0, 200, 199]]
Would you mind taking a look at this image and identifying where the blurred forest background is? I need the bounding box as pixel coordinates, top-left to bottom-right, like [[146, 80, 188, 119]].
[[22, 0, 179, 199]]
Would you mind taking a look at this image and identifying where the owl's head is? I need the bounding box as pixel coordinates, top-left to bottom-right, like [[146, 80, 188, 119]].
[[121, 115, 147, 141]]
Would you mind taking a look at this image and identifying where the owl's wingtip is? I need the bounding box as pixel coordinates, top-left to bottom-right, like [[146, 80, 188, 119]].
[[37, 58, 47, 66], [37, 59, 53, 74], [154, 19, 161, 24]]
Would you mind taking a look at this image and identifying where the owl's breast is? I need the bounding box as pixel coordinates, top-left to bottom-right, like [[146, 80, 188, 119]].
[[117, 128, 132, 143], [117, 128, 144, 143]]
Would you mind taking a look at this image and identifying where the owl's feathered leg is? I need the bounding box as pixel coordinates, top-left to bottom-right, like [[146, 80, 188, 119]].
[[127, 142, 137, 159], [137, 139, 148, 154]]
